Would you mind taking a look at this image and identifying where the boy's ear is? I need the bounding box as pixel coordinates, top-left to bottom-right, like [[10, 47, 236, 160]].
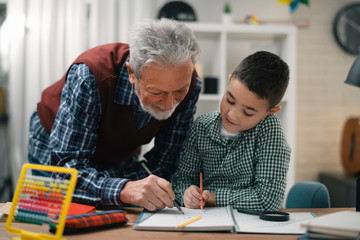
[[268, 105, 282, 115], [126, 62, 136, 85]]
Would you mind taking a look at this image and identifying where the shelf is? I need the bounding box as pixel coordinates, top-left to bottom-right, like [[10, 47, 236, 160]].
[[188, 22, 296, 35], [199, 94, 222, 101]]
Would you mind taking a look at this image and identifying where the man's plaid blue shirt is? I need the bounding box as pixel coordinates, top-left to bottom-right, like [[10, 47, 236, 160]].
[[28, 60, 201, 207]]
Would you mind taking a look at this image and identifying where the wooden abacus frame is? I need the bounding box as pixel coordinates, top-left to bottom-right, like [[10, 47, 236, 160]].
[[6, 163, 78, 240]]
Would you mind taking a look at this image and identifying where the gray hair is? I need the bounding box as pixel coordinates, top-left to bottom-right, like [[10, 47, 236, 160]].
[[129, 18, 200, 80]]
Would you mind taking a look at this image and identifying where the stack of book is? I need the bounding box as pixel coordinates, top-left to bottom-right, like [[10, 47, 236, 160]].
[[298, 211, 360, 239]]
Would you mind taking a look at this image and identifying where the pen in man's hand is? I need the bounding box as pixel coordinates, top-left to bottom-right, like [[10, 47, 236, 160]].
[[141, 162, 152, 175], [140, 161, 184, 214]]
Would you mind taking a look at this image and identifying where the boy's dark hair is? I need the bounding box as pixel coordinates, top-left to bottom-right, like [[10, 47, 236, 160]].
[[231, 51, 289, 110]]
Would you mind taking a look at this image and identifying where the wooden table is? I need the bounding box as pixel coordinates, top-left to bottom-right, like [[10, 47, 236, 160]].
[[0, 204, 355, 240]]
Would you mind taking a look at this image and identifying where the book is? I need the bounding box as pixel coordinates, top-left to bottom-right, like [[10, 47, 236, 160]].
[[67, 202, 96, 216], [0, 201, 96, 217], [298, 230, 356, 240], [301, 210, 360, 239], [133, 206, 316, 234]]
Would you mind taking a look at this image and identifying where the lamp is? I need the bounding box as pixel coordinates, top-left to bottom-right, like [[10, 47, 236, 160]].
[[345, 55, 360, 87], [343, 55, 360, 212]]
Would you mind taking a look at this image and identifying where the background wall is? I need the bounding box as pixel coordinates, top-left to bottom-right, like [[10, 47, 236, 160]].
[[293, 0, 360, 182]]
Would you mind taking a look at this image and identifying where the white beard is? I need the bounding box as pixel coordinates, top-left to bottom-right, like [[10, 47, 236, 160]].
[[135, 85, 180, 120], [139, 99, 179, 120]]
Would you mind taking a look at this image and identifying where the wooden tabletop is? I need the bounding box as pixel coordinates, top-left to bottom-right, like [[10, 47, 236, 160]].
[[0, 203, 355, 240]]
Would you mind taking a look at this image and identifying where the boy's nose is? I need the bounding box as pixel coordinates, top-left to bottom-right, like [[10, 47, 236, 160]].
[[227, 108, 240, 121]]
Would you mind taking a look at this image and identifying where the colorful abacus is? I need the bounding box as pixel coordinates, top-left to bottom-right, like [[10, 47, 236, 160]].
[[6, 163, 78, 240]]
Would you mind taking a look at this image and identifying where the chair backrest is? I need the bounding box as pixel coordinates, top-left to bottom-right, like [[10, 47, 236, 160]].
[[286, 181, 330, 208]]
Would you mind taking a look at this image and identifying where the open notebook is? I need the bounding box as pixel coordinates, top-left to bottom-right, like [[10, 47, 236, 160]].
[[133, 206, 316, 234]]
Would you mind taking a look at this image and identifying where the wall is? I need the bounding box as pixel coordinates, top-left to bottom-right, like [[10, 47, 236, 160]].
[[293, 0, 360, 181], [154, 0, 290, 23]]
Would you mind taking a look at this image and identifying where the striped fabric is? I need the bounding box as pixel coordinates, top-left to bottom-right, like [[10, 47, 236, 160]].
[[64, 210, 127, 229], [50, 210, 127, 234]]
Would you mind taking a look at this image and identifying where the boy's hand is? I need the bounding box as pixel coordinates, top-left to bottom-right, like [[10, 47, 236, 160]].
[[203, 191, 215, 207], [183, 185, 215, 208]]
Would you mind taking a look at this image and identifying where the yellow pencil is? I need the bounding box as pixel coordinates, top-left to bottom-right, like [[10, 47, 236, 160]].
[[175, 215, 202, 228]]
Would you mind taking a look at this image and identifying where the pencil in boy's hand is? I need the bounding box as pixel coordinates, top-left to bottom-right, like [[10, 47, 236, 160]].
[[200, 172, 203, 210], [140, 160, 184, 214]]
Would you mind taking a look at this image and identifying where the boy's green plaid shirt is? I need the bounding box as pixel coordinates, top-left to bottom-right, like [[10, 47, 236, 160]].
[[172, 111, 291, 211]]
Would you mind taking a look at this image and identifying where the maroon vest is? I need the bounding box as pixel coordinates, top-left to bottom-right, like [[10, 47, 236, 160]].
[[37, 43, 196, 165]]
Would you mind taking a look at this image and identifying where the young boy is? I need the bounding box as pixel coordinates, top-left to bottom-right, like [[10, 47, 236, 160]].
[[172, 51, 291, 212]]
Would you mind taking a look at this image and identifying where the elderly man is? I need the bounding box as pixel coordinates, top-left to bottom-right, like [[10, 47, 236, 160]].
[[28, 18, 201, 211]]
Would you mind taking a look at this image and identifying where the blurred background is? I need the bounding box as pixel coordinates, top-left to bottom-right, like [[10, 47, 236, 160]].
[[0, 0, 359, 208]]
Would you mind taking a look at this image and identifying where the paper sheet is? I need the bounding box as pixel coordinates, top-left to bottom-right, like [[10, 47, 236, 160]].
[[134, 206, 234, 231], [233, 210, 316, 234]]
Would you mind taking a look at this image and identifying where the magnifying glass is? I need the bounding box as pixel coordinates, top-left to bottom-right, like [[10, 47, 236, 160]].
[[237, 209, 289, 222]]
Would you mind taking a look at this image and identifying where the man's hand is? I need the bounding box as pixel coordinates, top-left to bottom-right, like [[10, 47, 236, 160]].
[[183, 185, 215, 208], [120, 175, 175, 211]]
